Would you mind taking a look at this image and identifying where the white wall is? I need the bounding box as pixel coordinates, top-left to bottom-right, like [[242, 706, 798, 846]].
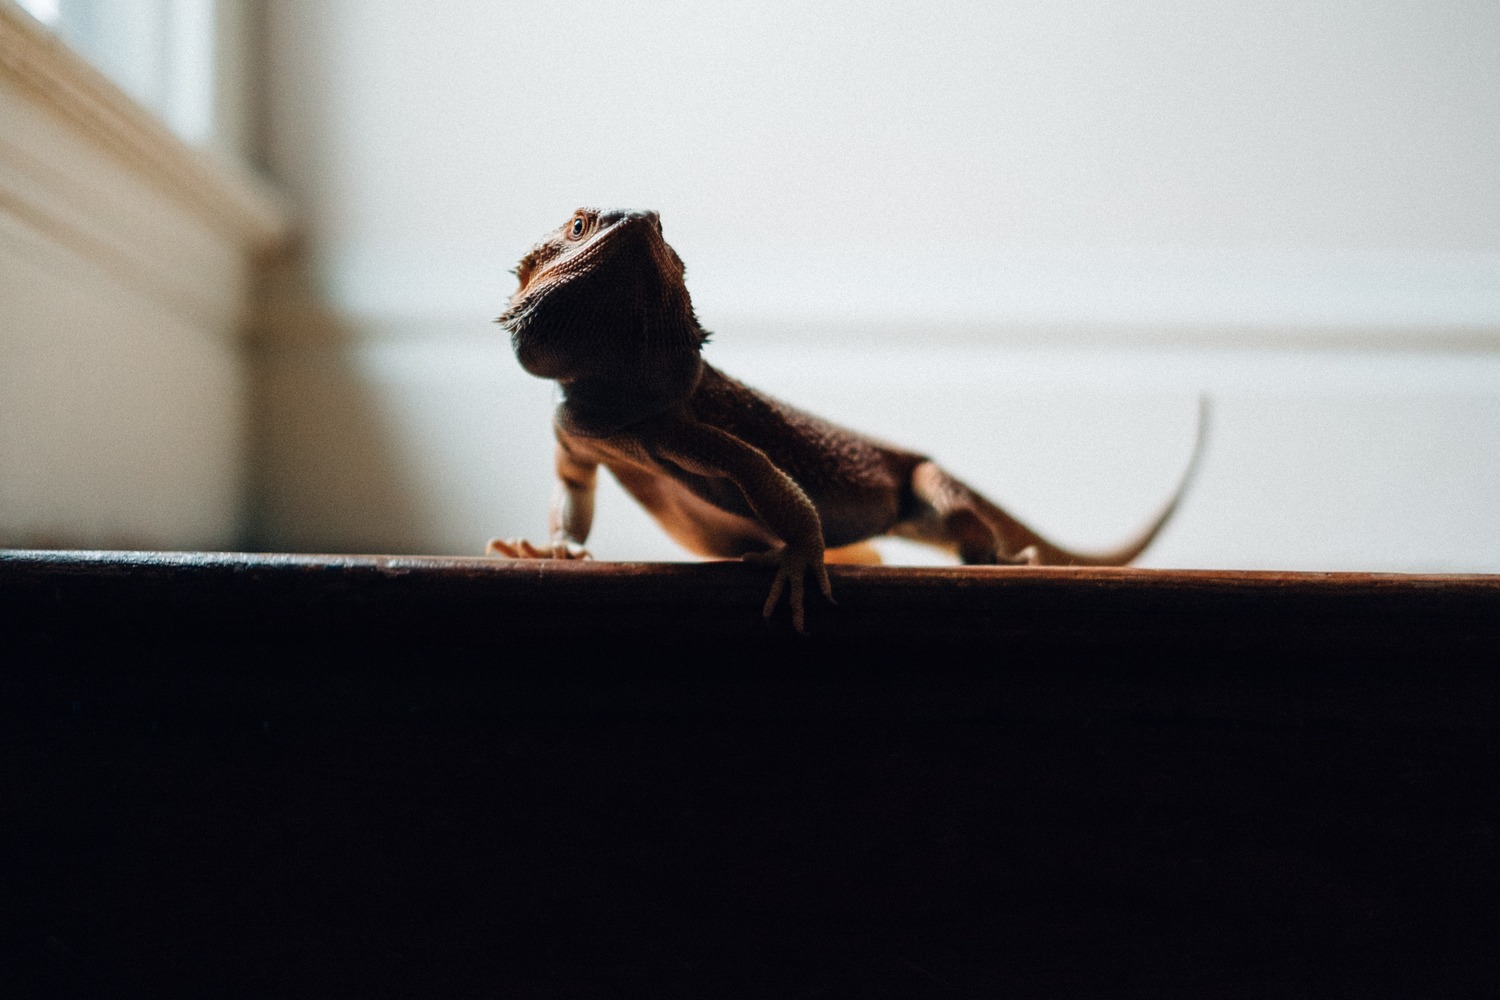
[[254, 0, 1500, 570]]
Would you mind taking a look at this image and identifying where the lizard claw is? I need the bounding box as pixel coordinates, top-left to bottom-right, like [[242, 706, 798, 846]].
[[486, 538, 591, 560], [743, 545, 834, 634]]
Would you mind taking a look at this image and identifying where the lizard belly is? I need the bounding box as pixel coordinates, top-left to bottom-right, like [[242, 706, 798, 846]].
[[605, 460, 778, 559]]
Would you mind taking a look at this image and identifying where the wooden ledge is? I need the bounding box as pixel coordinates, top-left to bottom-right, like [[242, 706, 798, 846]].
[[3, 549, 1495, 993], [4, 549, 1499, 660]]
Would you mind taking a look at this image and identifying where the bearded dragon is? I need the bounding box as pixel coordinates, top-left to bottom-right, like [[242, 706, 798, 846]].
[[489, 208, 1207, 632]]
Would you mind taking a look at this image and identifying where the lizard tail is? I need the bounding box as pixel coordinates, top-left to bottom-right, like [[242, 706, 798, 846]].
[[974, 396, 1210, 567]]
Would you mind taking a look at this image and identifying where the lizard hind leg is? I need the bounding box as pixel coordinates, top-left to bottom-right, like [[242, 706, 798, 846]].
[[905, 397, 1211, 567], [907, 461, 1035, 565]]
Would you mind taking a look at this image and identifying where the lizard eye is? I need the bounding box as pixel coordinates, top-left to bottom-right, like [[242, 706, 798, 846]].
[[568, 215, 586, 240]]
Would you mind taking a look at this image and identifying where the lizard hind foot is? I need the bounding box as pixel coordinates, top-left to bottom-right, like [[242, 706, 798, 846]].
[[486, 537, 591, 560], [742, 545, 835, 634], [1002, 545, 1041, 566]]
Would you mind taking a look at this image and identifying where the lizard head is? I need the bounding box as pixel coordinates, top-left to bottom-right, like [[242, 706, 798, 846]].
[[497, 209, 707, 391]]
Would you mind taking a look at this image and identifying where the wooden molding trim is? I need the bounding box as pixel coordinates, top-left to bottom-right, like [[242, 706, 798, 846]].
[[0, 0, 288, 251]]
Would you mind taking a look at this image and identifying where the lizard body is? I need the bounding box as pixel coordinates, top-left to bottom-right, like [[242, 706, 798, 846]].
[[491, 208, 1206, 631]]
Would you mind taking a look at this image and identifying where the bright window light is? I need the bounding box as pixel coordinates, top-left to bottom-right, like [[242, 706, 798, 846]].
[[17, 0, 216, 145], [16, 0, 61, 24]]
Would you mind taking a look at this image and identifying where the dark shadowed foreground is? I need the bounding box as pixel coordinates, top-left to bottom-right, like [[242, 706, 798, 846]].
[[1, 551, 1495, 997]]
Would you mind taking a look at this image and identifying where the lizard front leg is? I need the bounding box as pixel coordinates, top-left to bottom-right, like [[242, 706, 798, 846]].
[[652, 420, 833, 633], [487, 438, 597, 560]]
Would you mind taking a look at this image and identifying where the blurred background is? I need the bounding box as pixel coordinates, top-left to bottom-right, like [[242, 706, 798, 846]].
[[3, 0, 1498, 569]]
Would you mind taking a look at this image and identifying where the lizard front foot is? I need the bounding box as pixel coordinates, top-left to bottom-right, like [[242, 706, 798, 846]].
[[486, 538, 591, 560], [742, 544, 834, 634]]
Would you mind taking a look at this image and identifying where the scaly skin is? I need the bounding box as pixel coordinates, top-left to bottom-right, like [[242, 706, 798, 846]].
[[490, 208, 1207, 632]]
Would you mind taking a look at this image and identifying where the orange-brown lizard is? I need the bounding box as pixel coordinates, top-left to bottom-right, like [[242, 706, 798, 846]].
[[489, 208, 1206, 631]]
